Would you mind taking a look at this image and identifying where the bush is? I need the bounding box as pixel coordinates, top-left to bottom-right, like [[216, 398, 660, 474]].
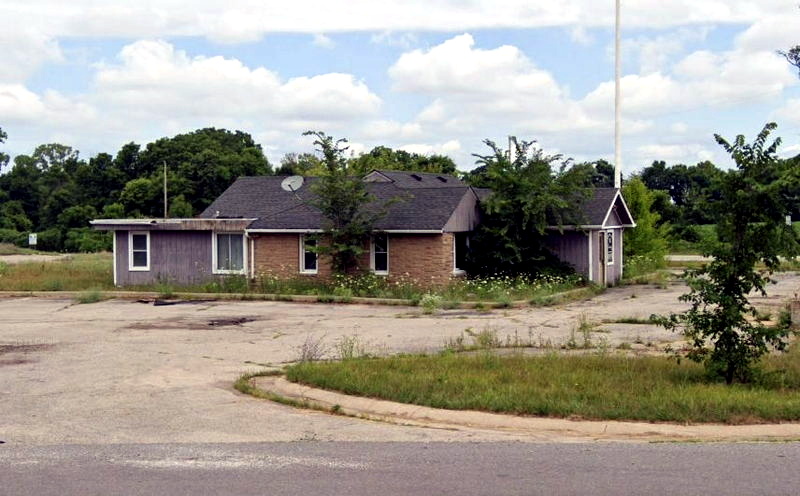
[[64, 228, 112, 252], [0, 229, 26, 247]]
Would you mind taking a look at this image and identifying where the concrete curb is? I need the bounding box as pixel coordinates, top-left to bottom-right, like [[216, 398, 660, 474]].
[[0, 286, 598, 309], [252, 376, 800, 443]]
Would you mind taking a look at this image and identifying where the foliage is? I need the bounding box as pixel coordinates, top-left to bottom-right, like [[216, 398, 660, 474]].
[[347, 145, 457, 175], [0, 127, 271, 252], [464, 137, 594, 276], [655, 123, 800, 384], [779, 45, 800, 77], [305, 131, 387, 274], [621, 177, 668, 275], [286, 349, 800, 423], [0, 126, 8, 170]]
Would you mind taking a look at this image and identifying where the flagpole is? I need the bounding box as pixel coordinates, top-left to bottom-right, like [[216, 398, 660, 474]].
[[614, 0, 622, 189]]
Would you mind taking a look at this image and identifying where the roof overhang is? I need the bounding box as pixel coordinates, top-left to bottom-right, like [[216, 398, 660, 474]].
[[246, 228, 444, 234], [90, 218, 255, 231]]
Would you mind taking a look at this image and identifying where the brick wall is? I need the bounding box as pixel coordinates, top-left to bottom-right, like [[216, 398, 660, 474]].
[[251, 232, 457, 286], [386, 233, 455, 286], [251, 234, 331, 279]]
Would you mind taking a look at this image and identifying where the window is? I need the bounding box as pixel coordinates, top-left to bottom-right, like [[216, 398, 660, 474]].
[[606, 231, 614, 265], [453, 233, 469, 274], [129, 231, 150, 271], [300, 235, 318, 274], [214, 233, 245, 274], [371, 234, 389, 275]]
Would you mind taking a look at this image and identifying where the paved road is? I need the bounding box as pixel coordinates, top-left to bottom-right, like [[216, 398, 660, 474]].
[[2, 442, 799, 496]]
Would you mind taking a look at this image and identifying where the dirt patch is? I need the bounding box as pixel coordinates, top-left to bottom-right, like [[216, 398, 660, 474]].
[[124, 316, 259, 331], [0, 343, 53, 355], [0, 358, 34, 367], [0, 254, 70, 265]]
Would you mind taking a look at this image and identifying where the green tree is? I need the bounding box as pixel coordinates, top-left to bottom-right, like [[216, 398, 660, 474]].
[[168, 194, 193, 218], [119, 178, 158, 216], [779, 45, 800, 76], [465, 138, 594, 276], [347, 146, 457, 175], [621, 177, 668, 273], [276, 152, 324, 176], [656, 123, 800, 384], [305, 131, 384, 274]]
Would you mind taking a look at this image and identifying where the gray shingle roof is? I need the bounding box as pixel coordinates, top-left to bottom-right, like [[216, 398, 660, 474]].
[[366, 170, 466, 189], [577, 188, 634, 227], [199, 173, 474, 231]]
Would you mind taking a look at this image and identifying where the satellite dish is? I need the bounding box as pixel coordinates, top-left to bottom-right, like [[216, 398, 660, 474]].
[[281, 175, 304, 192]]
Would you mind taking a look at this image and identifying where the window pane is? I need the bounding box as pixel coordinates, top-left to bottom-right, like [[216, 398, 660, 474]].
[[374, 253, 388, 272], [374, 234, 387, 253], [304, 250, 317, 271], [455, 233, 469, 270], [133, 251, 148, 267], [229, 235, 244, 270], [217, 234, 231, 270], [132, 234, 147, 251]]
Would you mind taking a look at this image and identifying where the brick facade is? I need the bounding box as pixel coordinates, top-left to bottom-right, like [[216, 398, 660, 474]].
[[251, 232, 458, 286]]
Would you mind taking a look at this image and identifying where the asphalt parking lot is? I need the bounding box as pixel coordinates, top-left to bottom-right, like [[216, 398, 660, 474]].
[[1, 273, 798, 445]]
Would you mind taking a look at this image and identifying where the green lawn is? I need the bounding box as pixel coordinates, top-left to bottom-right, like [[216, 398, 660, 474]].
[[285, 350, 800, 424]]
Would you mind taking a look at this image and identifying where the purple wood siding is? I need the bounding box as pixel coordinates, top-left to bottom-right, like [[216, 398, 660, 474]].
[[606, 209, 623, 226], [587, 228, 624, 286], [546, 231, 589, 276], [115, 230, 214, 286]]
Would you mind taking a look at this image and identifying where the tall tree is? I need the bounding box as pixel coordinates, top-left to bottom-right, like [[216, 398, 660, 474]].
[[621, 177, 668, 267], [347, 146, 457, 175], [0, 126, 8, 170], [779, 45, 800, 76], [655, 123, 800, 384], [465, 138, 594, 276], [305, 131, 384, 274]]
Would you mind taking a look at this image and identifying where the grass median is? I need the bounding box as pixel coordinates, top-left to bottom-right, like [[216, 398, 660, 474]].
[[285, 349, 800, 424]]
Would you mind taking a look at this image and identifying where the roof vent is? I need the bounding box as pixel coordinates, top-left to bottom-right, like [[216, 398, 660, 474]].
[[410, 174, 422, 181], [436, 176, 447, 182]]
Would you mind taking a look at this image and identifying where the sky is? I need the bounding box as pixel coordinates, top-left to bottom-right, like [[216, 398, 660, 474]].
[[1, 1, 800, 175]]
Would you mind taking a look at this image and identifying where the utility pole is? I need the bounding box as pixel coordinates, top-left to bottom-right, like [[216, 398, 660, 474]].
[[163, 161, 168, 218], [614, 0, 622, 189]]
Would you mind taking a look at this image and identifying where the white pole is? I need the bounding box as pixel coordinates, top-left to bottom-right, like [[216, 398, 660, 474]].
[[163, 161, 168, 218], [614, 0, 622, 189]]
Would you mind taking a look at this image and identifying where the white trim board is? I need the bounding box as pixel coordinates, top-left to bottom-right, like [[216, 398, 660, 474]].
[[128, 231, 150, 272], [211, 232, 248, 275]]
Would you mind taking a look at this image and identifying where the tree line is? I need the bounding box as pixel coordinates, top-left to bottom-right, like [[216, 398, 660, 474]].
[[0, 127, 458, 252]]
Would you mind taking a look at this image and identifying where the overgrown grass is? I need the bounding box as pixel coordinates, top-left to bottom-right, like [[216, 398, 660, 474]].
[[74, 288, 105, 304], [0, 253, 113, 291], [0, 242, 39, 255], [0, 252, 587, 305], [285, 347, 800, 424]]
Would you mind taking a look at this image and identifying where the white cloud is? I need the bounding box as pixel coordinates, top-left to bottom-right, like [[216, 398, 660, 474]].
[[1, 0, 798, 68], [773, 99, 800, 127], [312, 33, 335, 49], [0, 40, 382, 161], [0, 30, 63, 83]]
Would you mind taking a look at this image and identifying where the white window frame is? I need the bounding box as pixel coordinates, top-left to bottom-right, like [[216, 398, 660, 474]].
[[370, 233, 389, 275], [299, 235, 318, 274], [128, 231, 150, 272], [452, 234, 467, 276], [212, 232, 247, 275], [606, 230, 615, 266]]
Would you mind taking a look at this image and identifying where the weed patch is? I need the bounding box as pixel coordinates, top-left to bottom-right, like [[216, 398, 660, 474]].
[[286, 348, 800, 424]]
